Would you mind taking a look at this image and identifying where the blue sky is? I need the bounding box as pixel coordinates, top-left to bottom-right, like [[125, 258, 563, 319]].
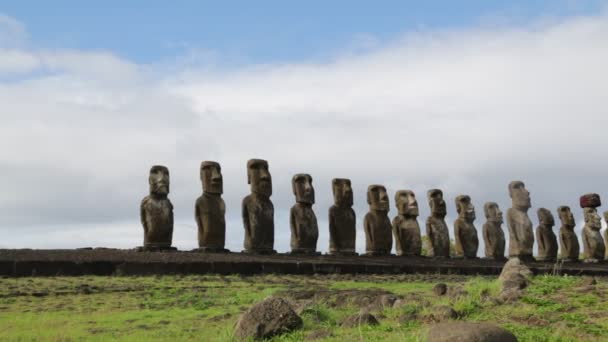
[[3, 0, 606, 64]]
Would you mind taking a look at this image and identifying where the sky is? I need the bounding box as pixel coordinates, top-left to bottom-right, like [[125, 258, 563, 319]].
[[1, 1, 608, 254]]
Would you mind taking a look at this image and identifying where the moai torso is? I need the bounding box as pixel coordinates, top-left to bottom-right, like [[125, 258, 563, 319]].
[[140, 165, 174, 249], [583, 227, 605, 261], [328, 205, 356, 254], [290, 203, 319, 252], [425, 189, 450, 258], [242, 194, 274, 251], [454, 218, 479, 258], [536, 225, 558, 262], [392, 190, 422, 256], [364, 211, 393, 255], [506, 181, 534, 260], [195, 193, 226, 249], [559, 226, 579, 262], [483, 221, 505, 259]]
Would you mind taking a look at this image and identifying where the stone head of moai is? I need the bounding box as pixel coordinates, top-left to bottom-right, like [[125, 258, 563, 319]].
[[427, 189, 447, 218], [149, 165, 170, 196], [395, 190, 418, 217], [509, 180, 531, 211], [247, 159, 272, 197], [200, 161, 223, 194], [292, 174, 314, 205], [557, 206, 575, 227], [537, 208, 555, 226], [367, 185, 389, 212], [455, 195, 475, 222], [332, 178, 353, 207], [604, 210, 608, 225], [583, 208, 602, 231], [484, 202, 503, 224]]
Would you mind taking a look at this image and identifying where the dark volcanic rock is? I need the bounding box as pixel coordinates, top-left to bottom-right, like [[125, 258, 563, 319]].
[[427, 321, 518, 342], [433, 283, 448, 296], [234, 297, 302, 340]]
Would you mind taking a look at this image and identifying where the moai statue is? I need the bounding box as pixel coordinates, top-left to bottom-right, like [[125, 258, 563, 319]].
[[364, 185, 393, 256], [425, 189, 450, 258], [558, 206, 579, 262], [506, 181, 534, 261], [139, 165, 175, 251], [194, 161, 228, 253], [535, 208, 558, 262], [453, 195, 479, 259], [289, 174, 320, 255], [242, 159, 276, 254], [580, 194, 605, 263], [482, 202, 506, 260], [604, 211, 608, 259], [328, 178, 357, 256], [392, 190, 422, 256]]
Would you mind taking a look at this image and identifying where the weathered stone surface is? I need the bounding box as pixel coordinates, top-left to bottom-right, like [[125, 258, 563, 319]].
[[426, 189, 451, 258], [234, 297, 303, 340], [535, 208, 558, 262], [604, 211, 608, 260], [581, 204, 605, 263], [341, 311, 379, 327], [290, 174, 319, 254], [427, 322, 518, 342], [433, 283, 447, 296], [195, 161, 228, 252], [506, 181, 534, 260], [364, 185, 393, 256], [580, 193, 601, 208], [430, 305, 457, 321], [499, 258, 532, 301], [454, 195, 479, 259], [392, 190, 422, 256], [242, 159, 276, 254], [482, 202, 506, 260], [558, 206, 579, 262], [140, 165, 174, 249], [328, 178, 357, 255]]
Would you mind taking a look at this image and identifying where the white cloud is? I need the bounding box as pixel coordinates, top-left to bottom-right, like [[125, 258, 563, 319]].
[[0, 13, 607, 253]]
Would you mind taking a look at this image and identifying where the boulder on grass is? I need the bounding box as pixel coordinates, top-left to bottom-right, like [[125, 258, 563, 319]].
[[234, 297, 303, 340], [341, 311, 379, 328], [427, 321, 518, 342]]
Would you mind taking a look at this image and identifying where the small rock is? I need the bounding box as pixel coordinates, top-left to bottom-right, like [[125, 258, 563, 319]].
[[430, 305, 458, 322], [341, 311, 379, 328], [305, 329, 332, 340], [379, 294, 399, 309], [433, 283, 448, 296], [234, 297, 303, 340], [427, 321, 517, 342], [392, 299, 407, 308], [447, 286, 468, 299]]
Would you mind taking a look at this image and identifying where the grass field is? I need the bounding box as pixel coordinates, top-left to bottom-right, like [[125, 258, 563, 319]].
[[0, 273, 606, 341]]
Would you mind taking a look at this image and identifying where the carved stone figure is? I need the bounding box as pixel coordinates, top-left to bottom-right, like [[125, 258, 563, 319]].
[[139, 165, 175, 251], [195, 161, 228, 253], [580, 194, 605, 263], [482, 202, 506, 260], [364, 185, 393, 256], [506, 181, 534, 260], [328, 178, 357, 256], [242, 159, 276, 254], [289, 174, 319, 255], [604, 211, 608, 260], [453, 195, 479, 259], [425, 189, 450, 258], [535, 208, 558, 262], [392, 190, 422, 256], [558, 206, 579, 262]]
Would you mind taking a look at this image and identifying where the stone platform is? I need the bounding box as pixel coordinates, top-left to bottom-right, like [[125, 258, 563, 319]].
[[0, 249, 606, 277]]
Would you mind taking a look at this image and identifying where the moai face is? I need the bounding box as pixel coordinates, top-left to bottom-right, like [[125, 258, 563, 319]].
[[247, 159, 272, 197], [395, 190, 418, 217], [455, 195, 475, 222], [149, 165, 170, 195], [292, 174, 315, 204], [484, 202, 503, 224], [537, 208, 555, 226], [367, 185, 389, 212], [509, 181, 531, 210], [584, 208, 602, 231], [200, 161, 223, 194], [427, 189, 447, 218], [332, 178, 353, 207], [558, 206, 575, 226]]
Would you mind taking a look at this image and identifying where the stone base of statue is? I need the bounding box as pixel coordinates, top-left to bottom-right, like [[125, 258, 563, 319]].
[[482, 256, 507, 261], [241, 248, 277, 255], [192, 247, 230, 253], [135, 246, 178, 252], [560, 258, 579, 263], [535, 256, 557, 262], [432, 255, 451, 260], [288, 249, 321, 256], [583, 258, 602, 263], [510, 254, 535, 262], [328, 250, 359, 256], [363, 251, 393, 256]]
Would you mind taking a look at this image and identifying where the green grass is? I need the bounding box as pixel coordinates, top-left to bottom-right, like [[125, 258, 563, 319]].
[[0, 274, 605, 341]]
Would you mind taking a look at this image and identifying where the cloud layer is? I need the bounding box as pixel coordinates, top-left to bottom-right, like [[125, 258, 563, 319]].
[[1, 13, 607, 253]]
